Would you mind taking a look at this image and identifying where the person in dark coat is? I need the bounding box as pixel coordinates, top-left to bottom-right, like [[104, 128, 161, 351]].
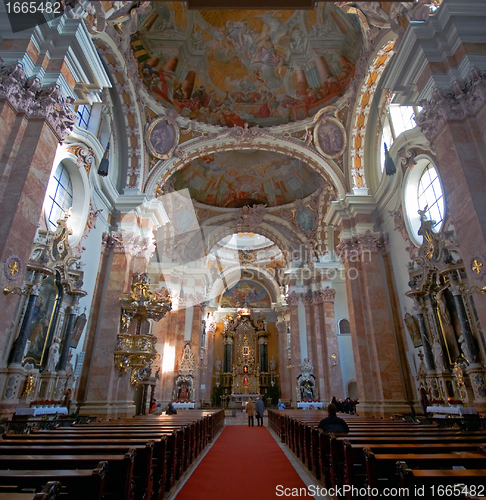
[[318, 404, 349, 434], [166, 402, 178, 415], [255, 397, 265, 426]]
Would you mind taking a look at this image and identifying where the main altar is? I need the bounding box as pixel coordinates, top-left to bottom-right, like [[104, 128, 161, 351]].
[[218, 309, 273, 401]]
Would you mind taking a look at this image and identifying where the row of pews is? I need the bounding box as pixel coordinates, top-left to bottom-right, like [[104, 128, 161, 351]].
[[268, 409, 486, 500], [0, 409, 225, 500]]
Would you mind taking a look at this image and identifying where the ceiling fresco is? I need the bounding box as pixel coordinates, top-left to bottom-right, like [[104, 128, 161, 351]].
[[170, 150, 319, 207], [131, 2, 363, 126]]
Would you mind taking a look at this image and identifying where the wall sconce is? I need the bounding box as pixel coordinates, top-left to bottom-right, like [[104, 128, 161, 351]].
[[331, 353, 337, 366], [459, 284, 486, 296], [3, 285, 31, 296]]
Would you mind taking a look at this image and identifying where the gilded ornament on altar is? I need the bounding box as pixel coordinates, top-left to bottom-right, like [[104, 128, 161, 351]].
[[22, 374, 36, 398]]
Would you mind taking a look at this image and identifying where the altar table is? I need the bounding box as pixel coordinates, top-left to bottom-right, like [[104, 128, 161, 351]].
[[426, 405, 478, 417], [172, 402, 195, 409], [297, 402, 323, 409]]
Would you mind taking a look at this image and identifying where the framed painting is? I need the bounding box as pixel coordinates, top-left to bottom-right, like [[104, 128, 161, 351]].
[[23, 273, 62, 368], [145, 117, 179, 159], [70, 313, 87, 349], [313, 116, 347, 159]]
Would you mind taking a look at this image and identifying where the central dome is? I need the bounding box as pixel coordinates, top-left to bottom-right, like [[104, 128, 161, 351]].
[[171, 150, 319, 207], [131, 2, 363, 126]]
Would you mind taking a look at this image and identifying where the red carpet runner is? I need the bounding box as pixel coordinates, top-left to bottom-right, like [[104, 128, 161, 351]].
[[175, 426, 308, 500]]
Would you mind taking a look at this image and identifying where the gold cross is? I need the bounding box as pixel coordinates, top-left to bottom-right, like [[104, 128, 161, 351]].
[[8, 261, 19, 275], [472, 259, 483, 274]]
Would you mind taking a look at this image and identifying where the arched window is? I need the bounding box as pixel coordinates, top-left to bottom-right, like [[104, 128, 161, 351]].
[[417, 163, 445, 231], [403, 158, 446, 245], [44, 162, 73, 231], [339, 319, 351, 335], [379, 104, 421, 172]]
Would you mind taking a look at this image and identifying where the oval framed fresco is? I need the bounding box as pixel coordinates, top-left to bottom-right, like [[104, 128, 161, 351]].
[[313, 117, 347, 159], [296, 208, 314, 231], [145, 117, 179, 159]]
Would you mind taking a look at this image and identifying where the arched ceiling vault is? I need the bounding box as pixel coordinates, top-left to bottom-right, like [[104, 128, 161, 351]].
[[144, 136, 347, 197]]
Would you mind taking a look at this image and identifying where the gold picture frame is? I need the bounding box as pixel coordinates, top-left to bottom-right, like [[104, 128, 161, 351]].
[[145, 117, 179, 159]]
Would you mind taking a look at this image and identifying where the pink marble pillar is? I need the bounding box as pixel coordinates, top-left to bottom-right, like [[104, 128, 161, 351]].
[[0, 108, 73, 362], [337, 232, 409, 417], [77, 233, 134, 418], [286, 291, 301, 404], [304, 294, 325, 401], [417, 78, 486, 334], [276, 320, 289, 399], [321, 288, 343, 401]]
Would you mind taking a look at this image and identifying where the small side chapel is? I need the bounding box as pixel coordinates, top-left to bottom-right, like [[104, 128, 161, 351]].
[[1, 0, 486, 423]]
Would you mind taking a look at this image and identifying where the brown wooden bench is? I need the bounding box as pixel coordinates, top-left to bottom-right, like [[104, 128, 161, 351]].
[[0, 452, 135, 500], [365, 449, 486, 492], [397, 461, 486, 499], [0, 437, 160, 500], [0, 481, 60, 500], [0, 462, 107, 500]]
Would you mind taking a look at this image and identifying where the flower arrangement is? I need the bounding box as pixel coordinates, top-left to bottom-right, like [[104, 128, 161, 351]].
[[173, 399, 191, 403], [302, 398, 320, 403], [447, 398, 463, 406]]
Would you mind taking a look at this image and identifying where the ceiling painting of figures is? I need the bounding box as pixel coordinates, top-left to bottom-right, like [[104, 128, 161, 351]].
[[170, 150, 319, 208], [132, 2, 363, 126], [220, 280, 272, 308]]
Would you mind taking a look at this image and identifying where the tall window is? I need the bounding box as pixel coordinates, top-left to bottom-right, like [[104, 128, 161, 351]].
[[76, 105, 91, 130], [379, 104, 421, 171], [417, 163, 444, 230], [45, 162, 73, 230]]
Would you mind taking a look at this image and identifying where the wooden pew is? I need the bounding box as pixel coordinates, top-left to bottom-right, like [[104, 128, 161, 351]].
[[0, 462, 107, 500], [0, 452, 135, 500], [0, 481, 61, 500], [0, 438, 160, 500], [397, 461, 486, 500], [365, 449, 486, 493]]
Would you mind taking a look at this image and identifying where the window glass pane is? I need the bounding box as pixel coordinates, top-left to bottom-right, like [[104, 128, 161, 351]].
[[417, 163, 444, 231], [389, 104, 417, 137], [77, 105, 91, 130], [44, 163, 73, 231]]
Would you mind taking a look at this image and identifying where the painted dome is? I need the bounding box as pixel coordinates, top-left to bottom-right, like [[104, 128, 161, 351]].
[[170, 150, 319, 207], [131, 2, 363, 126]]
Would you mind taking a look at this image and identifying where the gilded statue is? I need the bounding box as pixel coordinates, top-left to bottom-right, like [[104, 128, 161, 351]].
[[22, 374, 35, 397]]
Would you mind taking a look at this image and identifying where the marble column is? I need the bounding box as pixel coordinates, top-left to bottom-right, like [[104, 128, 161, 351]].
[[286, 291, 302, 404], [413, 298, 435, 370], [8, 272, 47, 366], [276, 320, 289, 400], [58, 299, 80, 372], [79, 225, 156, 418], [321, 287, 343, 401], [337, 231, 409, 416], [450, 282, 480, 364], [304, 293, 324, 401], [0, 64, 76, 362]]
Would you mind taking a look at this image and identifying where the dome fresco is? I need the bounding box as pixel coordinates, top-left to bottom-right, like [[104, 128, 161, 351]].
[[170, 150, 320, 207], [131, 2, 363, 126]]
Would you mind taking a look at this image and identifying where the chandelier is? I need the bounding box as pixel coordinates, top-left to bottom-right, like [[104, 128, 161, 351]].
[[114, 273, 172, 385]]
